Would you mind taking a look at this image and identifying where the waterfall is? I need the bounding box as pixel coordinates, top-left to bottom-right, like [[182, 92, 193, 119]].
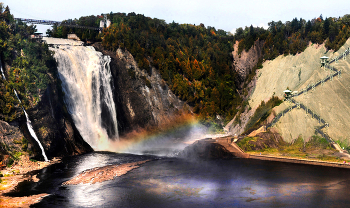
[[51, 45, 119, 150], [0, 58, 49, 161], [23, 109, 49, 161]]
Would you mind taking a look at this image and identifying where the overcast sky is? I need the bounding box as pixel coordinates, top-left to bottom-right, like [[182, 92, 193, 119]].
[[4, 0, 350, 34]]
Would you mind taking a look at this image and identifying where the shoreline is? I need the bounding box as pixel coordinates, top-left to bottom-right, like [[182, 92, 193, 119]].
[[0, 156, 62, 208], [211, 137, 350, 169], [1, 150, 349, 207], [248, 153, 350, 169]]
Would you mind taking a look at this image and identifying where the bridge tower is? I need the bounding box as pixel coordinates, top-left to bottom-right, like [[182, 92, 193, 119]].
[[99, 14, 111, 32]]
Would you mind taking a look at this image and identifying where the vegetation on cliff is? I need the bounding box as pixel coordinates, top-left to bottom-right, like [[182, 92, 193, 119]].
[[236, 14, 350, 60], [244, 96, 282, 133], [101, 13, 240, 122], [0, 4, 57, 122], [50, 12, 241, 123]]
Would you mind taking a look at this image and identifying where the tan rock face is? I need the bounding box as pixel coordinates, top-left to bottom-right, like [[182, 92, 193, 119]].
[[245, 38, 350, 143], [232, 39, 264, 84]]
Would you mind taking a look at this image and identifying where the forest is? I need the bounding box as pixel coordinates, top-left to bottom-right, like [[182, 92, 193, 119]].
[[236, 14, 350, 60], [0, 4, 57, 122]]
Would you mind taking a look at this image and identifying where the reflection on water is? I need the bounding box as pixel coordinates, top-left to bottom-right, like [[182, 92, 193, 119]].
[[9, 152, 350, 208]]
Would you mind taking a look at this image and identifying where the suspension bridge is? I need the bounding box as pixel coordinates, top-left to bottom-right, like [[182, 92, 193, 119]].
[[14, 18, 104, 31]]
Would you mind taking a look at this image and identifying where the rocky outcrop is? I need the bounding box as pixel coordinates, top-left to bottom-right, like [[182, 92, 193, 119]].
[[62, 160, 150, 185], [178, 139, 235, 159], [0, 120, 25, 167], [224, 106, 256, 136], [238, 130, 286, 151], [232, 39, 264, 85], [1, 60, 92, 161], [25, 80, 93, 159], [0, 78, 93, 161], [93, 43, 188, 136]]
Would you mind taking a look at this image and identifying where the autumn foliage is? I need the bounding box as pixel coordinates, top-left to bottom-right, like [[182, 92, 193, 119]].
[[96, 13, 240, 121]]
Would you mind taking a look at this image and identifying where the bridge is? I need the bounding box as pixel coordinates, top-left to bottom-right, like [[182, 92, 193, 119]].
[[15, 18, 103, 31]]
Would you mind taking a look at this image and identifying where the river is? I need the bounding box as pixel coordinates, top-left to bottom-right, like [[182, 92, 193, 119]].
[[5, 151, 350, 208]]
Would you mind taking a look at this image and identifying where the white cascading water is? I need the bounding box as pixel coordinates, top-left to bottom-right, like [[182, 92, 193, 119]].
[[23, 107, 49, 161], [0, 58, 48, 161], [51, 45, 119, 150]]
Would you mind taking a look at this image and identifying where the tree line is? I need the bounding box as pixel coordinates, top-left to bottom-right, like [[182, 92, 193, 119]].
[[235, 14, 350, 60]]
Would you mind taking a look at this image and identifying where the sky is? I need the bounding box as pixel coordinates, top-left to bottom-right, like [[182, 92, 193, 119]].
[[4, 0, 350, 35]]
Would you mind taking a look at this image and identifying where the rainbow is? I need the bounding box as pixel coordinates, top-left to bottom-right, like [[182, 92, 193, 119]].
[[99, 114, 202, 153]]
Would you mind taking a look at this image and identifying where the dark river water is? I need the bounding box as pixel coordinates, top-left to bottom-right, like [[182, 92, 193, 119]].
[[6, 151, 350, 208]]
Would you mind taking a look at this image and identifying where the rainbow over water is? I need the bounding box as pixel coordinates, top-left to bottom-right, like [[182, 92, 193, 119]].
[[99, 114, 209, 156]]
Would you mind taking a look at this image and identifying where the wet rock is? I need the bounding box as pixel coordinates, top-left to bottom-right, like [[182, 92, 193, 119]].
[[93, 43, 188, 136], [25, 82, 93, 159], [178, 139, 235, 159]]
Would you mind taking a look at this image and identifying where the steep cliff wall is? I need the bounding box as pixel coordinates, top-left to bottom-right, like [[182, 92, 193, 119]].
[[0, 81, 92, 161], [93, 43, 188, 136], [230, 38, 350, 144], [26, 81, 93, 158], [232, 40, 264, 86]]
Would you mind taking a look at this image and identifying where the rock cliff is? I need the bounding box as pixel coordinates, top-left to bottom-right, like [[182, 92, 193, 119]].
[[232, 39, 264, 86], [229, 38, 350, 145], [0, 61, 92, 161], [25, 81, 93, 158], [93, 43, 188, 136]]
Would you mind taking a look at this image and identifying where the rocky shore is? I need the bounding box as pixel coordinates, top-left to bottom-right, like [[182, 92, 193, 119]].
[[0, 155, 61, 208]]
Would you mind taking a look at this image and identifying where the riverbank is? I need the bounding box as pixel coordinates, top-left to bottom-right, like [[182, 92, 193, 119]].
[[249, 153, 350, 169], [0, 155, 61, 208], [188, 136, 350, 169]]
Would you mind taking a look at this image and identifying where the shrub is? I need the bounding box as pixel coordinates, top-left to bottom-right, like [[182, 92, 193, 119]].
[[6, 158, 14, 167], [141, 76, 152, 88], [237, 137, 257, 151], [244, 96, 283, 133], [21, 137, 28, 151]]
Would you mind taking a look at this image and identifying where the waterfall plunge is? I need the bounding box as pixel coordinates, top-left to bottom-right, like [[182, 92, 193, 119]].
[[52, 45, 119, 150]]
